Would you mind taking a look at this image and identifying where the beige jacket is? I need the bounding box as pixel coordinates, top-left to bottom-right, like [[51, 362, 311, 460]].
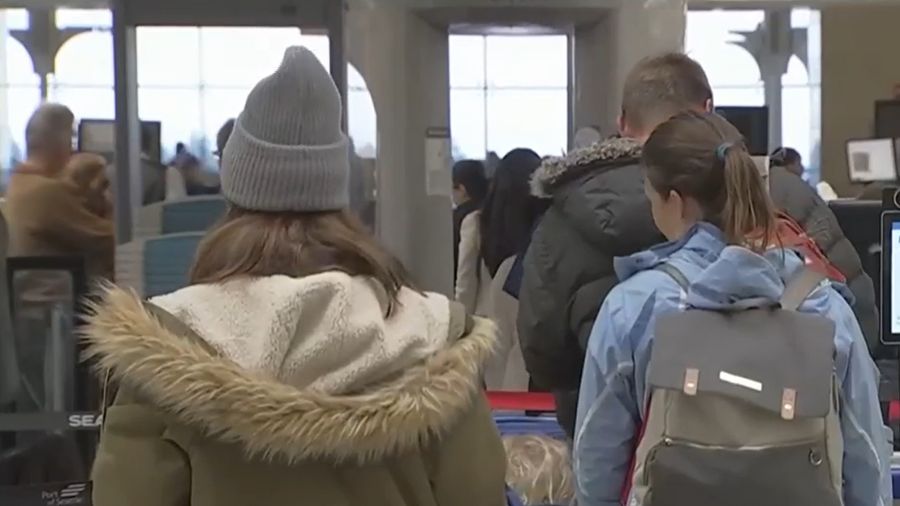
[[85, 273, 507, 506], [455, 211, 492, 317], [485, 257, 529, 391], [6, 165, 114, 281]]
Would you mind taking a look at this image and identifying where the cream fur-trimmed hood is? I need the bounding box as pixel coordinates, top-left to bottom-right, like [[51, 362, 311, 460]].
[[82, 284, 498, 464], [530, 136, 642, 198]]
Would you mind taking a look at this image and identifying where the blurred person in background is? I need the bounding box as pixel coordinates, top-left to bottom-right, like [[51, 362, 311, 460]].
[[479, 148, 547, 391], [452, 159, 488, 274], [141, 127, 167, 205], [770, 146, 804, 178], [64, 153, 112, 220], [485, 151, 501, 179], [7, 103, 114, 282], [215, 119, 236, 169], [87, 47, 506, 506]]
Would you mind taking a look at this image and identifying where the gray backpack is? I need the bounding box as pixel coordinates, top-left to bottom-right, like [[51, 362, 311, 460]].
[[629, 265, 843, 506]]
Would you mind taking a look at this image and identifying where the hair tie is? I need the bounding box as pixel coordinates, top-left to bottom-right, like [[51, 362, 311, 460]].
[[716, 142, 734, 162]]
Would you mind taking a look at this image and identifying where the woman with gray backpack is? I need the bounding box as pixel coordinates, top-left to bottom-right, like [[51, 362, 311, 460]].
[[574, 111, 891, 506]]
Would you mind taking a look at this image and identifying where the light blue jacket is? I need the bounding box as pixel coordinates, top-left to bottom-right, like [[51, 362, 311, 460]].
[[574, 223, 892, 506]]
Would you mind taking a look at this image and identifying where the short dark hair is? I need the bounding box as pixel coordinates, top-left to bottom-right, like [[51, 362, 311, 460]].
[[621, 53, 713, 131], [770, 147, 802, 167], [452, 160, 488, 203]]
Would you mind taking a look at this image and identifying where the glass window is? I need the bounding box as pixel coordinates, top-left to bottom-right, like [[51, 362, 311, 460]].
[[56, 9, 112, 30], [200, 89, 246, 156], [1, 34, 40, 172], [51, 86, 115, 121], [3, 9, 29, 31], [485, 36, 567, 89], [449, 34, 567, 159], [782, 57, 811, 171], [137, 28, 201, 87], [348, 65, 377, 154], [450, 89, 486, 159], [45, 19, 374, 177], [200, 28, 303, 87], [139, 88, 203, 159], [449, 35, 485, 89], [486, 89, 567, 157], [53, 31, 113, 87], [686, 10, 763, 92], [787, 8, 822, 182]]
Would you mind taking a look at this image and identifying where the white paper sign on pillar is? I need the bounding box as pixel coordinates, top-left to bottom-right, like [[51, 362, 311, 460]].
[[425, 127, 452, 197]]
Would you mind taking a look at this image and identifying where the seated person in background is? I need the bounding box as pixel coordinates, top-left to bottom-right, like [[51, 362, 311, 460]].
[[452, 160, 488, 279], [771, 146, 839, 200], [770, 146, 804, 178], [575, 111, 890, 506], [86, 47, 506, 506], [479, 149, 545, 390], [6, 103, 114, 282]]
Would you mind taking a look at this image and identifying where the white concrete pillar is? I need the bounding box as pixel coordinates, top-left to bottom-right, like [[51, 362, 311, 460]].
[[575, 0, 687, 134], [347, 4, 453, 295]]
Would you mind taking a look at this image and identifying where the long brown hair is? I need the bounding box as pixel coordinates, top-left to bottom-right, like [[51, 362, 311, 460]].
[[190, 207, 414, 311], [642, 111, 776, 251]]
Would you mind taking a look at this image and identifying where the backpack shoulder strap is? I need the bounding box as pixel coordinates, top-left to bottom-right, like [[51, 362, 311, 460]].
[[780, 267, 826, 311], [654, 263, 689, 291]]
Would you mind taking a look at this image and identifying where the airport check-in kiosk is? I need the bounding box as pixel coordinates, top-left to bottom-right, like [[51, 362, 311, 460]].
[[0, 257, 93, 506]]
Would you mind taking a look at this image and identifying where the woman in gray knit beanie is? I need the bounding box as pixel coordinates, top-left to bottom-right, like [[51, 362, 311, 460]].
[[86, 47, 506, 506]]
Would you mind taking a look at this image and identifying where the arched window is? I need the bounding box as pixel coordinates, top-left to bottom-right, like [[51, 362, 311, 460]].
[[782, 56, 812, 177], [51, 31, 115, 120], [686, 10, 765, 106], [449, 34, 568, 159], [1, 33, 40, 170], [49, 15, 375, 166]]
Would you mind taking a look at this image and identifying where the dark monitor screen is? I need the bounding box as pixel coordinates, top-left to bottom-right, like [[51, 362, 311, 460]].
[[77, 119, 162, 163], [875, 100, 900, 139], [716, 106, 769, 156]]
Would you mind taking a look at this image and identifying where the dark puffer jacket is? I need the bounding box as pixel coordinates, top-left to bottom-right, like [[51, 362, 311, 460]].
[[518, 138, 663, 435], [769, 167, 895, 400]]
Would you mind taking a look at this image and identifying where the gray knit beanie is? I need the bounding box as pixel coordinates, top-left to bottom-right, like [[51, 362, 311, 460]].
[[221, 46, 349, 211]]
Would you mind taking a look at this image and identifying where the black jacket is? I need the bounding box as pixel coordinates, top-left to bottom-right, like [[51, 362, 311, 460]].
[[518, 138, 663, 435]]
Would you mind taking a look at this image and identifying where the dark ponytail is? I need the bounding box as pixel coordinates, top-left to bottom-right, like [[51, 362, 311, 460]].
[[643, 111, 777, 251]]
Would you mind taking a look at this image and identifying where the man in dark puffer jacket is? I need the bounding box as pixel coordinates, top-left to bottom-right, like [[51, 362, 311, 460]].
[[519, 53, 885, 437]]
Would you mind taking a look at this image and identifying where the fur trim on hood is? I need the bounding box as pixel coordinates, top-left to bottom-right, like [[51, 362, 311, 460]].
[[531, 137, 642, 198], [82, 286, 498, 464]]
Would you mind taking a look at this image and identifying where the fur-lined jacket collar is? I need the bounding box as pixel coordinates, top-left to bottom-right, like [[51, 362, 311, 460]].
[[83, 276, 497, 464], [531, 136, 642, 198]]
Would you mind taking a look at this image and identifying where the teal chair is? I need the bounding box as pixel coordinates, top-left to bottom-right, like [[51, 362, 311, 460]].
[[116, 232, 205, 298]]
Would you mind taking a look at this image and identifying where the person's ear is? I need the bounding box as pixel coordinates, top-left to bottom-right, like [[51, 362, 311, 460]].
[[617, 114, 627, 137], [704, 98, 714, 113]]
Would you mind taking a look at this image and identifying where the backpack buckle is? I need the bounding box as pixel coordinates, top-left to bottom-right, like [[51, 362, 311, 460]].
[[781, 388, 797, 420], [683, 368, 699, 396]]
